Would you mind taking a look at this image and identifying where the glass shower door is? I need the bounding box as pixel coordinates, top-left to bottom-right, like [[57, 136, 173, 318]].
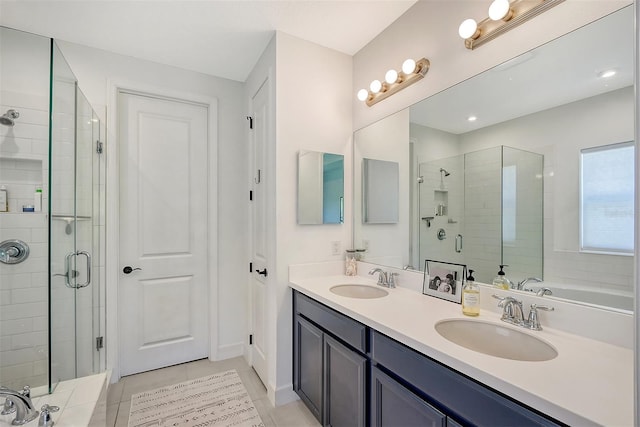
[[49, 43, 102, 389], [74, 89, 99, 378]]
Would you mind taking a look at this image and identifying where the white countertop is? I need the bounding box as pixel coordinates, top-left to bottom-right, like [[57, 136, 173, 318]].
[[289, 273, 634, 427]]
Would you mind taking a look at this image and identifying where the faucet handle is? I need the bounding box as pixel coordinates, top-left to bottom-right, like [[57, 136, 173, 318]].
[[527, 304, 554, 330], [21, 385, 31, 398], [388, 272, 399, 288], [39, 404, 59, 427], [1, 398, 16, 415]]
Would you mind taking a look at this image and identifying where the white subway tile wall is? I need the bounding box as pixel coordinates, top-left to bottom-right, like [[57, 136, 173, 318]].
[[1, 76, 51, 388]]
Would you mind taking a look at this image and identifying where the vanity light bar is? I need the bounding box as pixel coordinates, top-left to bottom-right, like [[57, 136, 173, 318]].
[[358, 58, 430, 107], [460, 0, 565, 50]]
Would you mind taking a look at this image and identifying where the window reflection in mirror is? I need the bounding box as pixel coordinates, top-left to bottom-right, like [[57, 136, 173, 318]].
[[353, 6, 634, 311], [297, 150, 344, 225]]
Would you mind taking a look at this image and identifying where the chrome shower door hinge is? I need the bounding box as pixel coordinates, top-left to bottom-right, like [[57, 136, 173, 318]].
[[96, 140, 103, 154], [96, 336, 104, 351]]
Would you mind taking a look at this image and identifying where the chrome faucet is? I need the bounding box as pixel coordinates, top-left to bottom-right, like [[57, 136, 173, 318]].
[[368, 268, 396, 288], [536, 287, 552, 297], [496, 296, 525, 326], [493, 295, 554, 330], [517, 277, 543, 290], [0, 386, 39, 425]]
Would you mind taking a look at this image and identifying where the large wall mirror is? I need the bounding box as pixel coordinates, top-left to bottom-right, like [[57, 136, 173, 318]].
[[354, 6, 634, 311]]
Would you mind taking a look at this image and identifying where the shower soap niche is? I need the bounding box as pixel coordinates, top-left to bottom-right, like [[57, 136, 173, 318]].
[[434, 190, 448, 216]]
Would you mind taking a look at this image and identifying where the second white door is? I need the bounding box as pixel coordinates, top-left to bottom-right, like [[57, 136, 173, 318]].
[[118, 91, 209, 376], [249, 80, 269, 386]]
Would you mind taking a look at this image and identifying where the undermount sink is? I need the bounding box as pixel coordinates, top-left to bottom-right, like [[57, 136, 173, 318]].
[[435, 319, 557, 362], [330, 284, 389, 299]]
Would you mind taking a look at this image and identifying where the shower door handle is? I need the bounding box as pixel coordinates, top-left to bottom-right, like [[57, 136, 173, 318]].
[[76, 251, 91, 288], [63, 252, 74, 288], [455, 234, 463, 253]]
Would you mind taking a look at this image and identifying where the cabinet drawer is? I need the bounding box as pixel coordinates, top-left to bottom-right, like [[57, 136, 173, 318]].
[[294, 290, 367, 353], [371, 331, 563, 427]]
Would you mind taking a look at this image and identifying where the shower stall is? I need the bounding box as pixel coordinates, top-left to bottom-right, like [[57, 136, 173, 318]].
[[417, 146, 543, 284], [0, 27, 106, 394]]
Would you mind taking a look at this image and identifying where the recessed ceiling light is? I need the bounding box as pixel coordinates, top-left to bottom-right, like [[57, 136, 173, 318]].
[[467, 116, 477, 122], [598, 69, 617, 79]]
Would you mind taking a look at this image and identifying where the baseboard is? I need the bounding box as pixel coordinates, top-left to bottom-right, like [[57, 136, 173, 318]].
[[271, 382, 299, 406], [212, 342, 244, 361]]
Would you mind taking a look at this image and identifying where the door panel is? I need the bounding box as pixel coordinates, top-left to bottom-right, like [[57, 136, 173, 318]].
[[250, 80, 269, 385], [324, 335, 367, 427], [118, 91, 209, 376]]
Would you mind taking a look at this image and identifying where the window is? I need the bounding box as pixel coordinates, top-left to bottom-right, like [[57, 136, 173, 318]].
[[580, 142, 634, 253], [502, 165, 516, 245]]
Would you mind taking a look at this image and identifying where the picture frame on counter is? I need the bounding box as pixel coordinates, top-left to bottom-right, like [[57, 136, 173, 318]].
[[423, 260, 466, 304]]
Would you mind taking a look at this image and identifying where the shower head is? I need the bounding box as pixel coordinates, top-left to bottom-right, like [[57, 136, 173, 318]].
[[0, 109, 19, 127], [440, 168, 451, 177]]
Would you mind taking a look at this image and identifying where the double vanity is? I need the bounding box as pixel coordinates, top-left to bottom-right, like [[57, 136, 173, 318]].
[[290, 262, 633, 426]]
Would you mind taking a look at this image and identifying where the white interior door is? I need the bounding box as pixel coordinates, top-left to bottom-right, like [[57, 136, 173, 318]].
[[118, 91, 209, 376], [250, 81, 269, 386]]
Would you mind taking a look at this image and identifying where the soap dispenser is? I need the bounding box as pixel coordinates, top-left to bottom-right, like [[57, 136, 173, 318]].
[[462, 269, 480, 317], [492, 265, 510, 290]]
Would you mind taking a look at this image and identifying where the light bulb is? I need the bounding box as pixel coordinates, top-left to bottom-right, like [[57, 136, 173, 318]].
[[401, 59, 416, 74], [385, 69, 398, 84], [357, 89, 369, 101], [369, 80, 382, 94], [488, 0, 511, 20], [458, 18, 478, 39], [598, 69, 617, 78]]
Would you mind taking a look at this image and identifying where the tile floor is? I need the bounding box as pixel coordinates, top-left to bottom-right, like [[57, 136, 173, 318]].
[[106, 357, 320, 427]]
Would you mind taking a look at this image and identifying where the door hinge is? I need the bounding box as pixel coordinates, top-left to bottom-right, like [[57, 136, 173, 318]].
[[246, 116, 254, 129], [249, 190, 253, 201], [96, 140, 103, 154], [96, 336, 104, 351], [249, 262, 253, 273], [249, 334, 253, 345]]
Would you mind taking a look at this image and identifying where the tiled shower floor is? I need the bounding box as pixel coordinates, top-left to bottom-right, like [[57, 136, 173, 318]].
[[106, 357, 320, 427]]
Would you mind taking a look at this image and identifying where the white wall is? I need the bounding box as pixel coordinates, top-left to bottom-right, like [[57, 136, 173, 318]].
[[354, 109, 409, 267], [353, 0, 630, 130], [54, 40, 249, 376], [273, 32, 353, 404]]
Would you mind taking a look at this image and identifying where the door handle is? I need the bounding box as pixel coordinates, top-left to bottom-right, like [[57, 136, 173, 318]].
[[256, 268, 268, 277], [76, 251, 91, 288], [455, 234, 463, 253], [123, 266, 142, 274]]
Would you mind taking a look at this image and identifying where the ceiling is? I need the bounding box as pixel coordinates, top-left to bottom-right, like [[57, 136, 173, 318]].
[[0, 0, 417, 82]]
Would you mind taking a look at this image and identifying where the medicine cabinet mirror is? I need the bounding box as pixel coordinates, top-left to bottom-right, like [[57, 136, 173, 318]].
[[353, 6, 634, 311], [297, 150, 344, 225]]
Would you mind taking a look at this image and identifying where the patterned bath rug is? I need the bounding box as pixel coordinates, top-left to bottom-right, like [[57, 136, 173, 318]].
[[128, 369, 265, 427]]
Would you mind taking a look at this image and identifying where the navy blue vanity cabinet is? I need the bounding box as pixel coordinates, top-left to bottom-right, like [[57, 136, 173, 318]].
[[371, 365, 446, 427], [294, 315, 324, 421], [293, 290, 368, 427], [371, 331, 565, 427], [324, 334, 367, 427]]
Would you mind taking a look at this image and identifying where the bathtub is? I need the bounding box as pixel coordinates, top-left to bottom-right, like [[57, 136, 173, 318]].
[[525, 283, 633, 311]]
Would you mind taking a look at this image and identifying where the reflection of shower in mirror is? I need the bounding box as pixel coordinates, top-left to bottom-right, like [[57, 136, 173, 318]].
[[439, 168, 450, 189], [0, 109, 19, 126]]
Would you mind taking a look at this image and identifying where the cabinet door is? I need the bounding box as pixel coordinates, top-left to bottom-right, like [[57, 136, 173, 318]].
[[294, 315, 323, 422], [324, 335, 367, 427], [371, 366, 446, 427]]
